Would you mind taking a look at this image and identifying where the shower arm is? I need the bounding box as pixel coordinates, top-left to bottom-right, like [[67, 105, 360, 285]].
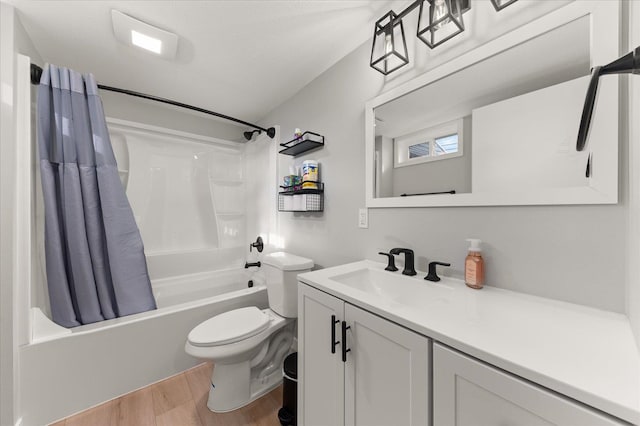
[[29, 63, 276, 140], [576, 46, 640, 152]]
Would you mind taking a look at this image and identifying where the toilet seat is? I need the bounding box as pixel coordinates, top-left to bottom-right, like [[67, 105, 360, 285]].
[[188, 307, 270, 347]]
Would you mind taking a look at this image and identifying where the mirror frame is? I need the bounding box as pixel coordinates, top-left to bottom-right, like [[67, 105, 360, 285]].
[[365, 1, 620, 208]]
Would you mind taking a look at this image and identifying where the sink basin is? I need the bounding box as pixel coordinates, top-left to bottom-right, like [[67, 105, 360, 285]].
[[328, 267, 453, 309]]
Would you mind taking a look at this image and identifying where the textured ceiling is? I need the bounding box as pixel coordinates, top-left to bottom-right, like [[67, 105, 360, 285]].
[[9, 0, 399, 124]]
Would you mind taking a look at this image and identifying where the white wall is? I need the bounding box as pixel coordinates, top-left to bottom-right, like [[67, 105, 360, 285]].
[[100, 91, 244, 142], [245, 128, 280, 258], [0, 5, 18, 424], [1, 4, 45, 425], [626, 0, 640, 349], [472, 77, 589, 193], [262, 1, 630, 313]]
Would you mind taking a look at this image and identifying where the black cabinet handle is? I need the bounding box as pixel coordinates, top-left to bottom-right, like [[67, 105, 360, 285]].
[[341, 321, 351, 362], [331, 315, 340, 354]]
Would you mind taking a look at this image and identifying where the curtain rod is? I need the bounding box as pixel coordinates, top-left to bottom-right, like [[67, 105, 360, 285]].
[[29, 63, 276, 140]]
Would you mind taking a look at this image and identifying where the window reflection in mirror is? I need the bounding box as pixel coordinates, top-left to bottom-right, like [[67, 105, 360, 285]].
[[372, 13, 596, 201]]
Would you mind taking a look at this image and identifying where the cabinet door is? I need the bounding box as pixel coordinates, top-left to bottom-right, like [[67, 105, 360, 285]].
[[298, 283, 345, 426], [344, 303, 430, 426], [433, 343, 625, 426]]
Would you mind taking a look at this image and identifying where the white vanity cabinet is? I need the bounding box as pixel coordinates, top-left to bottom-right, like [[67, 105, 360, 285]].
[[433, 344, 626, 426], [296, 260, 639, 425], [298, 283, 430, 426]]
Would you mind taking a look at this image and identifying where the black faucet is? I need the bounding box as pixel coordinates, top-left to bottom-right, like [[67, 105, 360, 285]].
[[389, 248, 416, 276], [378, 252, 398, 272], [244, 261, 261, 269], [249, 236, 264, 253], [425, 261, 451, 282]]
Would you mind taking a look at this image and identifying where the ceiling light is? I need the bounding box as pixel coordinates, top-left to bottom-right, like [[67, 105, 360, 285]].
[[111, 10, 178, 60], [131, 30, 162, 54]]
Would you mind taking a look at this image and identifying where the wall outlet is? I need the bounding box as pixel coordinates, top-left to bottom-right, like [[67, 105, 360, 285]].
[[358, 208, 369, 228]]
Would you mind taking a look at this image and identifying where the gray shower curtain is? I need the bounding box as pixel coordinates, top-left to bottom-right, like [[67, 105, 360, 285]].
[[37, 64, 156, 328]]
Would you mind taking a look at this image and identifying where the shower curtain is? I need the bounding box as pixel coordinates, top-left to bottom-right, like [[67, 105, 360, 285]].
[[37, 64, 156, 328]]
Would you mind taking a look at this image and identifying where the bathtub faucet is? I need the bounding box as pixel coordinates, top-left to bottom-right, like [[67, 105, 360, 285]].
[[245, 261, 261, 269], [249, 236, 264, 253]]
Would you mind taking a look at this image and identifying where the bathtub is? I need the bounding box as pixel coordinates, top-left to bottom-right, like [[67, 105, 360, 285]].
[[19, 268, 268, 426]]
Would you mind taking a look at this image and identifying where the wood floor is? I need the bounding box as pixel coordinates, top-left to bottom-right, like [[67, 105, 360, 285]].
[[50, 363, 284, 426]]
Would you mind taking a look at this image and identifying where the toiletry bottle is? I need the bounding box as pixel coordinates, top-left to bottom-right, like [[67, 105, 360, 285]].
[[465, 239, 485, 289]]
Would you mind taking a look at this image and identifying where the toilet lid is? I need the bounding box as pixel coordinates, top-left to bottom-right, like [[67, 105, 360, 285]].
[[188, 307, 270, 347]]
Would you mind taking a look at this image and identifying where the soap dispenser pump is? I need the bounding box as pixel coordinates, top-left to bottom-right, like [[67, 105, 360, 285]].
[[465, 239, 485, 290]]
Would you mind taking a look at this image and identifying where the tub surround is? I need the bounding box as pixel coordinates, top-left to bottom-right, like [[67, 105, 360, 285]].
[[298, 260, 640, 424], [16, 82, 275, 424]]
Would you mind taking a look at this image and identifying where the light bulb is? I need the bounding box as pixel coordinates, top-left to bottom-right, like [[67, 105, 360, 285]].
[[433, 0, 450, 29], [384, 33, 393, 56]]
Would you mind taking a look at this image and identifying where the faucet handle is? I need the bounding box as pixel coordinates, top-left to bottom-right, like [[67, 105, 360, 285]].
[[425, 261, 451, 282], [378, 252, 398, 272], [249, 236, 264, 253]]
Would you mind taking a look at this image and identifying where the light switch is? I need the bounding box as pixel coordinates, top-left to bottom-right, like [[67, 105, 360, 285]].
[[358, 208, 368, 228]]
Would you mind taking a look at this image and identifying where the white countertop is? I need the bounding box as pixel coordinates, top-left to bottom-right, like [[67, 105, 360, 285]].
[[297, 260, 640, 425]]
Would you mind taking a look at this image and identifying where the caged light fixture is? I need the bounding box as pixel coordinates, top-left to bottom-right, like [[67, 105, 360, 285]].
[[370, 11, 409, 75], [417, 0, 465, 49], [370, 0, 517, 75]]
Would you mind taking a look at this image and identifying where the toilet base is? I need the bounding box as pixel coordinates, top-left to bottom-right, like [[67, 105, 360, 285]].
[[206, 361, 284, 413], [206, 323, 295, 413]]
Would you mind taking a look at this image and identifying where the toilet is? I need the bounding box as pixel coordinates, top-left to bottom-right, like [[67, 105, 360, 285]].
[[185, 252, 313, 413]]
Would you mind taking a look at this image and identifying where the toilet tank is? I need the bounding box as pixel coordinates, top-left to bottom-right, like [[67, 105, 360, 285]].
[[262, 252, 313, 318]]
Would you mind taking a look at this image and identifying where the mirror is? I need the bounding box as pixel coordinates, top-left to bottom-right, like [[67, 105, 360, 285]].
[[365, 2, 619, 208]]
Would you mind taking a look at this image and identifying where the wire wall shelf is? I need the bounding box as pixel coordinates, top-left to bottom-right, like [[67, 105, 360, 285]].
[[278, 182, 324, 212], [279, 131, 325, 156]]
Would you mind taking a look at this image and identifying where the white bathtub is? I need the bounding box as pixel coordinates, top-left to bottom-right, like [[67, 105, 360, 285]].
[[154, 268, 258, 308], [20, 268, 268, 426]]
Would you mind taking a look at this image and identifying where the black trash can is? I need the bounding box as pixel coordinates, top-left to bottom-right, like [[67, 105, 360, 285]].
[[278, 352, 297, 426]]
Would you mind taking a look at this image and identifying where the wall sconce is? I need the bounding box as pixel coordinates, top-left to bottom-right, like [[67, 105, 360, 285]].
[[417, 0, 465, 49], [490, 0, 518, 11], [370, 0, 514, 75], [370, 11, 409, 75]]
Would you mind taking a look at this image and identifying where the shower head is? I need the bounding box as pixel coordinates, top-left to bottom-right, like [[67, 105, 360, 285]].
[[244, 127, 277, 140], [244, 130, 262, 140], [576, 45, 640, 151]]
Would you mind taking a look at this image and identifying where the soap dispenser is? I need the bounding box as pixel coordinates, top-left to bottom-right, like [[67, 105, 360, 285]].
[[465, 239, 485, 289]]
